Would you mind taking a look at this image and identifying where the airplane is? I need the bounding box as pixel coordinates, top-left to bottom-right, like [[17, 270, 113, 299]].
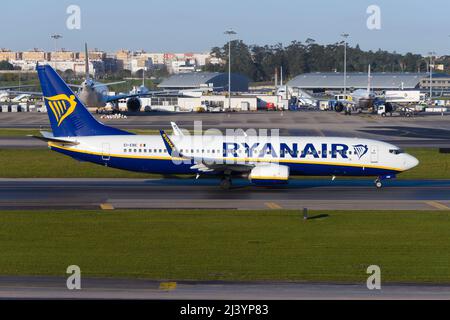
[[34, 64, 419, 189], [68, 43, 128, 110], [0, 85, 36, 102], [334, 65, 378, 114]]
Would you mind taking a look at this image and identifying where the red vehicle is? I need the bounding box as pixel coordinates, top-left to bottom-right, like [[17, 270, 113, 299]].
[[266, 102, 277, 111]]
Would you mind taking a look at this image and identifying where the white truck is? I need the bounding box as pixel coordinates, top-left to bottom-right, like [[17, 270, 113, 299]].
[[377, 104, 416, 117], [384, 90, 426, 104]]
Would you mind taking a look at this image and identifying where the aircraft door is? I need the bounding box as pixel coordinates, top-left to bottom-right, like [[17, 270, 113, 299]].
[[370, 145, 378, 163], [102, 143, 110, 161]]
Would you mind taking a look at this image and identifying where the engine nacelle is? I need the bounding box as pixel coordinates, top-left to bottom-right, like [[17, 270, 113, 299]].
[[249, 164, 289, 185], [127, 97, 141, 112]]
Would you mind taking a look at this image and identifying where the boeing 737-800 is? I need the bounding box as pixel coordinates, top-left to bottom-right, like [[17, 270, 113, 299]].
[[35, 64, 419, 189]]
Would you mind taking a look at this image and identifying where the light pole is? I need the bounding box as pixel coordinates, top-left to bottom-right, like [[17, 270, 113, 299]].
[[341, 33, 349, 96], [428, 51, 436, 104], [51, 34, 62, 52], [50, 34, 62, 71], [224, 29, 237, 110]]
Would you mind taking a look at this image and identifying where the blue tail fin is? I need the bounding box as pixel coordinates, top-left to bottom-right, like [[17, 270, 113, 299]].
[[36, 64, 133, 137]]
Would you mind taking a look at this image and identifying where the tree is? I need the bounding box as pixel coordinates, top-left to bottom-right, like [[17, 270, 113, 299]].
[[203, 40, 428, 82], [0, 60, 14, 71]]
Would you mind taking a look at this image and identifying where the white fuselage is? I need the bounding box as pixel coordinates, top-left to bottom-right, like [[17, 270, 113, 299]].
[[49, 135, 419, 178]]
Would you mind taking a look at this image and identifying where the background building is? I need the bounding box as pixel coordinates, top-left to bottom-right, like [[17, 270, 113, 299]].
[[420, 73, 450, 92], [287, 72, 426, 92], [158, 72, 249, 92], [0, 49, 20, 61]]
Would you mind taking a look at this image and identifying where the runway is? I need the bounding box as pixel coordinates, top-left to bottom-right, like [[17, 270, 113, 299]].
[[1, 179, 450, 211], [0, 276, 449, 299]]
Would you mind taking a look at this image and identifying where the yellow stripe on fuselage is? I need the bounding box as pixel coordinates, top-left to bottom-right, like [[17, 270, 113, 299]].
[[47, 142, 404, 172]]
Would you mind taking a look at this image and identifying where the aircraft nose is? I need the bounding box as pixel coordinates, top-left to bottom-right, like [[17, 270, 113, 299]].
[[404, 154, 419, 170]]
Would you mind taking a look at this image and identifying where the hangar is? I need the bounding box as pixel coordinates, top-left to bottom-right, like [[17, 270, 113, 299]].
[[287, 72, 427, 91], [158, 72, 249, 92]]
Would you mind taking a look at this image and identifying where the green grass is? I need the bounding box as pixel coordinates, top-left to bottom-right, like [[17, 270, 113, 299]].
[[399, 148, 450, 179], [0, 128, 42, 137], [0, 209, 449, 283], [0, 147, 448, 179], [0, 149, 154, 178]]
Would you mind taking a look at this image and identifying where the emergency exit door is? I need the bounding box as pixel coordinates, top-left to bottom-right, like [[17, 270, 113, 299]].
[[102, 143, 110, 161], [370, 146, 378, 163]]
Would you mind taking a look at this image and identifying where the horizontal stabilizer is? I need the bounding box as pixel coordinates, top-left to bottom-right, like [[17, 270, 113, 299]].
[[29, 131, 79, 145]]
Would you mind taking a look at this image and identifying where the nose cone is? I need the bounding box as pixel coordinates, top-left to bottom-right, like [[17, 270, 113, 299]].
[[404, 154, 419, 171]]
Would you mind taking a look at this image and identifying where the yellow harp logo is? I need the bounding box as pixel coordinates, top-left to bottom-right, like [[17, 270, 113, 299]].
[[45, 94, 77, 126]]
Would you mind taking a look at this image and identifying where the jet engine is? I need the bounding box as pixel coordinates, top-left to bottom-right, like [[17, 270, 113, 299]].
[[126, 97, 141, 112], [249, 164, 289, 185]]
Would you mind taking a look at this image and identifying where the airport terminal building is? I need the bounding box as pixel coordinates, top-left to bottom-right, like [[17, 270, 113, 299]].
[[158, 72, 250, 92], [287, 72, 427, 92]]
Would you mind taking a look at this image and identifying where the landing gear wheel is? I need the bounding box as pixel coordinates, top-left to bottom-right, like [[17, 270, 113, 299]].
[[220, 177, 232, 190], [375, 179, 382, 189]]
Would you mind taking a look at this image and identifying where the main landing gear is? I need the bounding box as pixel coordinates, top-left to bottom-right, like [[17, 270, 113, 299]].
[[220, 176, 232, 190]]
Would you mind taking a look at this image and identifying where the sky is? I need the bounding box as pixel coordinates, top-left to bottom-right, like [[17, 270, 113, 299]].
[[1, 0, 449, 55]]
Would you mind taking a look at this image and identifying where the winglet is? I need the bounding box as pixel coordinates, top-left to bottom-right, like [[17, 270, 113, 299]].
[[160, 130, 183, 157], [171, 122, 184, 136]]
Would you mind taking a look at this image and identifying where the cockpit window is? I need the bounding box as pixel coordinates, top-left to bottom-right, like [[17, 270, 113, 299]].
[[389, 149, 404, 155]]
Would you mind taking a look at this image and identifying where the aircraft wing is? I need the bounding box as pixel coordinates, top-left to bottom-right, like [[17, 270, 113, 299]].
[[68, 84, 83, 89], [159, 130, 255, 174], [95, 81, 126, 88], [5, 90, 43, 97], [104, 92, 155, 103], [0, 85, 35, 91], [104, 90, 182, 103], [105, 86, 223, 103]]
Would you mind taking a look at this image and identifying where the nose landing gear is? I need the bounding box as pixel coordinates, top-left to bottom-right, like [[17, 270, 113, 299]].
[[374, 174, 396, 189], [374, 178, 382, 189]]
